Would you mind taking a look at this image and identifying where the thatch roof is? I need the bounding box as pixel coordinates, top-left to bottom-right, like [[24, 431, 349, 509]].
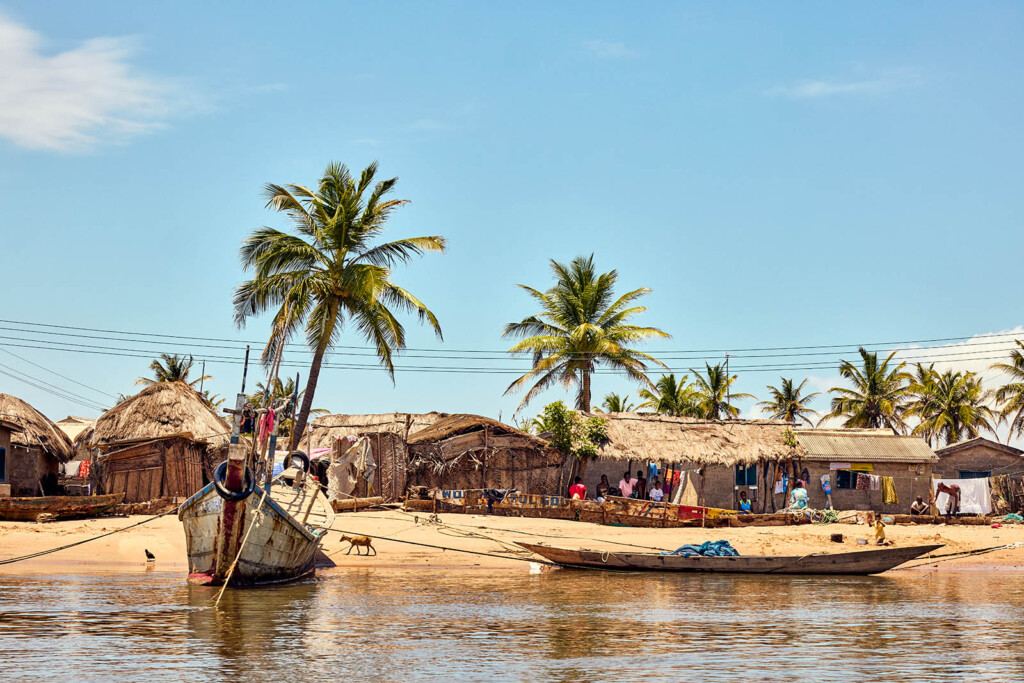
[[0, 393, 75, 462], [596, 413, 803, 466], [795, 429, 938, 463], [407, 414, 548, 447], [82, 381, 231, 448], [304, 412, 445, 450]]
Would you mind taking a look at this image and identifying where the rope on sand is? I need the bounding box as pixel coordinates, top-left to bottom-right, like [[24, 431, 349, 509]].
[[323, 526, 559, 567], [0, 510, 175, 566]]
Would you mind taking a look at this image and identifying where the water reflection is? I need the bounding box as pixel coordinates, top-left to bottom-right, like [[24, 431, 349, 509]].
[[0, 570, 1022, 681]]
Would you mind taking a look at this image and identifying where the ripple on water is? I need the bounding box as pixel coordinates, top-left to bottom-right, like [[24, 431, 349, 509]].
[[0, 570, 1023, 682]]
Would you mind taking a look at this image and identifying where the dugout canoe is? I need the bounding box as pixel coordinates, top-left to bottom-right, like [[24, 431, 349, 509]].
[[0, 492, 124, 521], [178, 446, 334, 587], [517, 542, 945, 575]]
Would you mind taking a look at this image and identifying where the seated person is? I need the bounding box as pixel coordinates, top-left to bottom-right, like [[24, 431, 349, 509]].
[[618, 471, 637, 499], [738, 491, 753, 514], [910, 496, 929, 516], [607, 486, 621, 497], [595, 474, 611, 500], [568, 476, 587, 500], [649, 479, 664, 502], [789, 480, 809, 510]]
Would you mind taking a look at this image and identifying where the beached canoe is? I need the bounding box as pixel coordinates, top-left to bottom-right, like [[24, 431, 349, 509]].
[[517, 541, 944, 575], [0, 493, 124, 521], [178, 446, 334, 587]]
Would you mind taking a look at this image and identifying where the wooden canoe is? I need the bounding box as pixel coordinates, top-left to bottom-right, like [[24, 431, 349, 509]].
[[0, 493, 124, 521], [517, 542, 945, 575], [178, 459, 335, 588]]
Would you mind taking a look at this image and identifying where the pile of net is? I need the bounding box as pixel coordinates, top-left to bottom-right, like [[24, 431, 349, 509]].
[[661, 540, 739, 557]]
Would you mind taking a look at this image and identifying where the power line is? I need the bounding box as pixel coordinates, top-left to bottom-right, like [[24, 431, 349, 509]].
[[0, 317, 1020, 356], [0, 363, 107, 412], [0, 346, 116, 399]]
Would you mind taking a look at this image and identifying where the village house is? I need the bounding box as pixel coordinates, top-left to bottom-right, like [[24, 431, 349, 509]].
[[79, 382, 231, 503], [933, 437, 1024, 479], [0, 393, 76, 496]]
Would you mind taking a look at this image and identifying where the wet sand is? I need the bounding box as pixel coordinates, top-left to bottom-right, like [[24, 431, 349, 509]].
[[1, 509, 1022, 574]]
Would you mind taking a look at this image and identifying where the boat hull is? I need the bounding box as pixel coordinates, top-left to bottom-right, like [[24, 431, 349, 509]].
[[0, 493, 124, 521], [518, 542, 944, 575], [178, 483, 323, 587]]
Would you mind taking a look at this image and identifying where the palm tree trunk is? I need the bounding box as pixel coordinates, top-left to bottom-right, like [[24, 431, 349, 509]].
[[577, 361, 592, 413], [290, 306, 338, 450]]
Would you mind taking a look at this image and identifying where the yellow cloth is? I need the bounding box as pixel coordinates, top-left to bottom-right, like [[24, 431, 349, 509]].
[[881, 476, 898, 505]]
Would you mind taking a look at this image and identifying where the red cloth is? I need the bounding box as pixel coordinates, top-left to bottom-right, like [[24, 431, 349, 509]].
[[568, 483, 587, 500], [258, 409, 275, 445], [78, 461, 91, 478]]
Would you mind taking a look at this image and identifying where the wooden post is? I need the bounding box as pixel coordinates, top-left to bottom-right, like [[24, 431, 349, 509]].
[[482, 425, 489, 489], [699, 467, 706, 528]]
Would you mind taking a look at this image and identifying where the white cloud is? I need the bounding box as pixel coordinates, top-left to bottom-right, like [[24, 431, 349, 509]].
[[768, 68, 920, 99], [581, 40, 634, 59], [0, 15, 183, 151]]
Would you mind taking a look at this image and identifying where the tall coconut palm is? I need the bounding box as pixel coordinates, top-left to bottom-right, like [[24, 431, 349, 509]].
[[597, 392, 636, 413], [992, 340, 1024, 441], [821, 347, 910, 432], [906, 363, 996, 447], [248, 376, 327, 437], [233, 161, 446, 441], [638, 374, 699, 417], [689, 363, 754, 420], [757, 377, 820, 425], [503, 254, 669, 413], [135, 354, 211, 388]]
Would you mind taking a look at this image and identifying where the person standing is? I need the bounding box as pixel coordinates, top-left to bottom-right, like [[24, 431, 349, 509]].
[[634, 470, 648, 500]]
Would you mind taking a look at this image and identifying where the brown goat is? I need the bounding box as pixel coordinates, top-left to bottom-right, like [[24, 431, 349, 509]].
[[340, 534, 376, 556]]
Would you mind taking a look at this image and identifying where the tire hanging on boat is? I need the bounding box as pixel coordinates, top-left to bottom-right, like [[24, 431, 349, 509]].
[[213, 461, 256, 501], [285, 451, 310, 472]]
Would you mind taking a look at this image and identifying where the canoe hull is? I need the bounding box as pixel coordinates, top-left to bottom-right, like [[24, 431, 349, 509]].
[[0, 493, 124, 521], [178, 483, 323, 587], [518, 542, 944, 575]]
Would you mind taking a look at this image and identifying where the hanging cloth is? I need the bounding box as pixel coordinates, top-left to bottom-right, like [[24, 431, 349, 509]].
[[869, 474, 882, 491], [881, 476, 898, 505], [934, 478, 991, 515], [258, 408, 275, 446], [856, 473, 870, 491]]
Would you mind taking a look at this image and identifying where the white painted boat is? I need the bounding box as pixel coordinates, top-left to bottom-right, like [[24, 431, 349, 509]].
[[178, 446, 334, 587]]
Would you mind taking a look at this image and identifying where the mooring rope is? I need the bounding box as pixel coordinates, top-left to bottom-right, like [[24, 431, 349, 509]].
[[323, 526, 558, 567], [213, 487, 270, 606], [891, 542, 1024, 570], [0, 510, 175, 566]]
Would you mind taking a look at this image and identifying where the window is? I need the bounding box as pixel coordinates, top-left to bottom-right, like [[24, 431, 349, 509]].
[[958, 470, 991, 480], [835, 470, 856, 490], [735, 463, 757, 487]]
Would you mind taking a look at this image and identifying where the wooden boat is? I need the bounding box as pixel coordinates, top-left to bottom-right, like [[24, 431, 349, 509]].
[[517, 541, 945, 575], [0, 493, 124, 521], [178, 446, 334, 587]]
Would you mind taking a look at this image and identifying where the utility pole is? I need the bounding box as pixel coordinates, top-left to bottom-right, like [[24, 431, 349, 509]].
[[725, 353, 731, 419], [199, 360, 206, 396]]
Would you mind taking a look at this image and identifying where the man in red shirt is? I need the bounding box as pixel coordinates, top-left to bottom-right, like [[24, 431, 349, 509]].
[[568, 476, 587, 500]]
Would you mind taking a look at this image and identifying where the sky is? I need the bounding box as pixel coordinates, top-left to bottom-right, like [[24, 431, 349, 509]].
[[0, 2, 1022, 441]]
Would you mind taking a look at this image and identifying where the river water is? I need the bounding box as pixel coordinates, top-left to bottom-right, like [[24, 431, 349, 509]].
[[1, 569, 1022, 681]]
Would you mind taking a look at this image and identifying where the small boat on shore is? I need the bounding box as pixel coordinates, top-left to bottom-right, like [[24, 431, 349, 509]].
[[517, 541, 944, 575], [0, 493, 124, 521], [178, 445, 334, 587]]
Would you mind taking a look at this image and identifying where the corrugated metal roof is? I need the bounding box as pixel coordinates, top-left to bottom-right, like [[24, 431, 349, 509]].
[[795, 430, 937, 463]]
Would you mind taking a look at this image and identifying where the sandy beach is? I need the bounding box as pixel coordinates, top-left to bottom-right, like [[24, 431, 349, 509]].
[[2, 510, 1022, 575]]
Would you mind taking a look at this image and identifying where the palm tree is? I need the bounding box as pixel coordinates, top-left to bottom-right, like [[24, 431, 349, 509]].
[[503, 254, 669, 413], [689, 363, 754, 420], [906, 363, 996, 447], [991, 340, 1024, 441], [248, 376, 326, 437], [596, 392, 636, 413], [638, 374, 699, 416], [821, 347, 910, 432], [234, 161, 445, 441], [135, 354, 211, 388], [757, 377, 820, 425]]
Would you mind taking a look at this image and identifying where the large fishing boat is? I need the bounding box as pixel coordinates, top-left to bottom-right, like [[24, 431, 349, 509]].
[[178, 444, 334, 586], [517, 541, 944, 575]]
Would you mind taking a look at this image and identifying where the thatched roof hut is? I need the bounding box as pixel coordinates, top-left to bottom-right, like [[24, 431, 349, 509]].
[[304, 412, 445, 451], [407, 414, 548, 448], [81, 381, 230, 448], [596, 413, 804, 466], [0, 393, 75, 462]]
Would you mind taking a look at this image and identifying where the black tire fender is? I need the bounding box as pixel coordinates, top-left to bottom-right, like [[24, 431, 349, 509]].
[[286, 451, 310, 472], [213, 461, 256, 501]]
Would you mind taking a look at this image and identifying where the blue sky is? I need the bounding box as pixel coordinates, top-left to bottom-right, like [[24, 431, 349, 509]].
[[1, 2, 1022, 435]]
